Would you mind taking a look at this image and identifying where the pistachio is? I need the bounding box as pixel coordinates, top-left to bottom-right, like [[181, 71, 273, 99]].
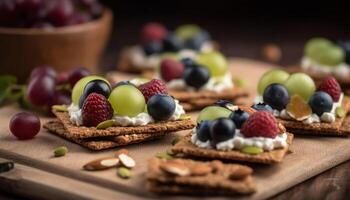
[[240, 146, 263, 155], [336, 107, 346, 118], [233, 77, 245, 88], [171, 136, 181, 145], [179, 114, 191, 120], [52, 105, 68, 112], [54, 146, 68, 157], [117, 167, 132, 179], [96, 119, 116, 129], [155, 152, 173, 160]]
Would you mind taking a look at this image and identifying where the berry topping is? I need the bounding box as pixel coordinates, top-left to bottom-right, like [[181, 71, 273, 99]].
[[308, 91, 333, 116], [251, 103, 273, 113], [263, 83, 289, 111], [317, 76, 341, 102], [140, 22, 167, 43], [180, 58, 196, 68], [162, 32, 183, 52], [147, 94, 176, 121], [229, 109, 249, 129], [143, 41, 163, 56], [210, 118, 236, 145], [9, 112, 41, 140], [109, 85, 146, 117], [183, 65, 210, 89], [185, 31, 210, 51], [138, 79, 168, 102], [79, 79, 111, 108], [196, 120, 212, 142], [160, 59, 185, 82], [82, 93, 113, 127], [241, 111, 279, 138], [286, 95, 312, 121]]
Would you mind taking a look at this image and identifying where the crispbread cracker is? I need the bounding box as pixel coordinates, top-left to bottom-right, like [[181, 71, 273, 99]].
[[44, 120, 167, 150], [279, 97, 350, 136], [147, 158, 256, 195], [53, 111, 195, 139], [171, 133, 293, 164]]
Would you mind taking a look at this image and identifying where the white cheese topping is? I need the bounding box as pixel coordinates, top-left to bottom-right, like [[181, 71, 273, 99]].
[[67, 104, 83, 126], [301, 56, 350, 79]]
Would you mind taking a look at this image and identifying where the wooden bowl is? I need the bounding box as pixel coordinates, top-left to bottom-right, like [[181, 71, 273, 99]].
[[0, 9, 113, 82]]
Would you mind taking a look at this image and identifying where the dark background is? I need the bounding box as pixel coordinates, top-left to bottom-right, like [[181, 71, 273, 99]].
[[99, 0, 349, 69]]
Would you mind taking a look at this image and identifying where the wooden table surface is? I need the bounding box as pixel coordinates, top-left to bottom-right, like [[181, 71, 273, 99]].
[[1, 21, 349, 199]]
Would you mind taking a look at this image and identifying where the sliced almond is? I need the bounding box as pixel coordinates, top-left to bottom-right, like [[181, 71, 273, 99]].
[[115, 149, 129, 157], [118, 154, 136, 168], [83, 157, 119, 171], [190, 164, 212, 176], [159, 161, 190, 176]]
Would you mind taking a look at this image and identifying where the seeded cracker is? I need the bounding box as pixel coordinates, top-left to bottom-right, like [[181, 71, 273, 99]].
[[146, 158, 256, 195]]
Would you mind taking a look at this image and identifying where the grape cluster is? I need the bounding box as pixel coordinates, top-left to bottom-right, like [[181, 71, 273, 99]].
[[26, 66, 91, 110], [0, 0, 103, 28]]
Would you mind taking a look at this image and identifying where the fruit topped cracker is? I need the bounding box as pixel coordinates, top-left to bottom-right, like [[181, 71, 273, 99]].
[[44, 76, 195, 150], [118, 23, 218, 73], [255, 69, 350, 136], [172, 101, 293, 164]]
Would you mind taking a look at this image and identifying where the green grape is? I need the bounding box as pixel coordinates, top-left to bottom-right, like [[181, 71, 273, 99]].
[[304, 37, 332, 60], [197, 51, 228, 77], [108, 85, 146, 117], [284, 73, 315, 101], [71, 75, 107, 105], [197, 106, 232, 123], [175, 24, 201, 41], [314, 46, 345, 66], [257, 69, 289, 95]]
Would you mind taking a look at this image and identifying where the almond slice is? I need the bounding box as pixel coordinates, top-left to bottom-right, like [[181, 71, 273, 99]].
[[83, 157, 119, 171], [118, 154, 136, 168], [115, 149, 129, 157], [159, 161, 190, 176], [190, 164, 212, 176]]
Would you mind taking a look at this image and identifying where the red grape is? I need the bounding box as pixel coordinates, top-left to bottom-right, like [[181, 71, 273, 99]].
[[30, 66, 57, 80], [68, 68, 90, 87], [0, 0, 16, 26], [47, 0, 74, 27], [50, 90, 72, 106], [27, 75, 56, 106], [9, 112, 41, 140]]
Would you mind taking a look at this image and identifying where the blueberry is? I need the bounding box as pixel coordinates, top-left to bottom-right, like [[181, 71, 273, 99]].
[[308, 91, 333, 116], [337, 40, 350, 65], [79, 80, 111, 108], [185, 31, 211, 51], [162, 32, 183, 52], [214, 100, 235, 110], [210, 118, 236, 145], [147, 94, 176, 121], [229, 109, 249, 129], [183, 65, 210, 89], [263, 83, 290, 111], [251, 103, 273, 113], [143, 41, 163, 56], [180, 58, 196, 68], [196, 120, 212, 142]]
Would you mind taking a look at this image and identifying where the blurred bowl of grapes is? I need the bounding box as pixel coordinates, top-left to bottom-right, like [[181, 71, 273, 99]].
[[0, 0, 112, 82]]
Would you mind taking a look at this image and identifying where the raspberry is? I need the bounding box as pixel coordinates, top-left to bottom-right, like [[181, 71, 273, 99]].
[[138, 79, 168, 102], [160, 59, 185, 82], [240, 111, 279, 138], [140, 22, 167, 43], [82, 93, 113, 127], [317, 76, 341, 102]]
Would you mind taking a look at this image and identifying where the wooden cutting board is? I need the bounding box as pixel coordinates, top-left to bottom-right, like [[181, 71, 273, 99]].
[[0, 58, 349, 200]]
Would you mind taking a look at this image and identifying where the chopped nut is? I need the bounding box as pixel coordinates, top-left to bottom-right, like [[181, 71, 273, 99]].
[[54, 146, 68, 157], [159, 160, 190, 176], [286, 95, 312, 121], [83, 157, 119, 171], [118, 154, 136, 168], [190, 164, 212, 176], [261, 43, 282, 63]]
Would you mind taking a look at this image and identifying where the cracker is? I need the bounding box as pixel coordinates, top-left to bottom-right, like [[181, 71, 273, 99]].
[[279, 97, 350, 136], [147, 158, 256, 195], [171, 133, 294, 164], [53, 111, 195, 139], [44, 120, 166, 151]]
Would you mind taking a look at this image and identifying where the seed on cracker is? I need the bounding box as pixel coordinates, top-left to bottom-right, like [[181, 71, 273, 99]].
[[159, 160, 191, 176], [52, 105, 68, 112], [118, 154, 136, 168], [286, 95, 312, 121], [335, 107, 346, 118], [83, 157, 119, 171]]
